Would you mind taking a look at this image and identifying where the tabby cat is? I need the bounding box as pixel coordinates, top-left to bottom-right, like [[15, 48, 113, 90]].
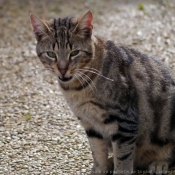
[[30, 11, 175, 175]]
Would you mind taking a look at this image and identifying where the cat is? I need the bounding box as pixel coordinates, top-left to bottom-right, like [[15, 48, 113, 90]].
[[30, 11, 175, 175]]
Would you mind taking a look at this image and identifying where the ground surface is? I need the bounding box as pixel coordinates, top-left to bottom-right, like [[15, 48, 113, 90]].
[[1, 0, 175, 175]]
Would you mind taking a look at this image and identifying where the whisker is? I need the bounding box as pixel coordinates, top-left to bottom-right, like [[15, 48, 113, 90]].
[[84, 67, 102, 74], [77, 72, 96, 93], [76, 68, 114, 82], [76, 72, 95, 93], [74, 74, 86, 93], [77, 71, 97, 92], [76, 73, 91, 93]]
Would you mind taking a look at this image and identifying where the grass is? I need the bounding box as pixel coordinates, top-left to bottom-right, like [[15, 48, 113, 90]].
[[138, 3, 145, 11], [23, 113, 32, 121]]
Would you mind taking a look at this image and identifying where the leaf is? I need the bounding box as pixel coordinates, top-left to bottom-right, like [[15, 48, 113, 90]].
[[138, 3, 144, 11], [23, 114, 32, 121]]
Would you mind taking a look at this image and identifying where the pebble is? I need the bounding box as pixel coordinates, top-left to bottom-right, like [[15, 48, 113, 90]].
[[1, 1, 175, 175]]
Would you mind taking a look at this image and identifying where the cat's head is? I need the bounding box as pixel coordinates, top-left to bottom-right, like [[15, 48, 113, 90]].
[[30, 11, 95, 86]]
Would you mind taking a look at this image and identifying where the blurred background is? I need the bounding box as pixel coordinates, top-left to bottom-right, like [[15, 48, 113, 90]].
[[1, 0, 175, 175]]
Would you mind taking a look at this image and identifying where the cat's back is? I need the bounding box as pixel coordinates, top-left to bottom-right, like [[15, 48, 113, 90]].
[[102, 40, 175, 94], [100, 39, 175, 133]]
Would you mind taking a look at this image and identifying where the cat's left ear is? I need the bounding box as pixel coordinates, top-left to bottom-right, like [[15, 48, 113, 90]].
[[73, 11, 93, 38], [30, 14, 50, 41]]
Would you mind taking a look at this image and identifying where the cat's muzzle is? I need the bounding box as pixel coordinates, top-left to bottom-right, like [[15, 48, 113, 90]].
[[59, 75, 72, 82]]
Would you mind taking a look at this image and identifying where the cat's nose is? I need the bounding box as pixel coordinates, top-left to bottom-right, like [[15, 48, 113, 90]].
[[59, 69, 67, 75], [58, 69, 72, 82]]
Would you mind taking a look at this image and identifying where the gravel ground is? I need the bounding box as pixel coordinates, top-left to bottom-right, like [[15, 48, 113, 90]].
[[1, 0, 175, 175]]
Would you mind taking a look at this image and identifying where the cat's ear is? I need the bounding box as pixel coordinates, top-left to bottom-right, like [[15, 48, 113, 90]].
[[30, 14, 50, 41], [73, 11, 93, 38]]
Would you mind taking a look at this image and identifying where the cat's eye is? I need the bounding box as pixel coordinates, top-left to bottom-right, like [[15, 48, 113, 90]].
[[70, 50, 79, 57], [47, 51, 57, 59]]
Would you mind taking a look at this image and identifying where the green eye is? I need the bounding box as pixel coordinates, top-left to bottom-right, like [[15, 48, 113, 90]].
[[47, 51, 57, 58], [70, 50, 79, 57]]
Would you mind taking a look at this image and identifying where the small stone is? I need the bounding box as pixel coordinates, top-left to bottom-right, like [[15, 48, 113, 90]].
[[81, 169, 86, 173], [137, 31, 142, 36], [23, 105, 29, 110], [3, 131, 10, 137]]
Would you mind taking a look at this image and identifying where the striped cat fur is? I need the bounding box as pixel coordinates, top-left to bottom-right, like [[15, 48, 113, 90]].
[[30, 11, 175, 175]]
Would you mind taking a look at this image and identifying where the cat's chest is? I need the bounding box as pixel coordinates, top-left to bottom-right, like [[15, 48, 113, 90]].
[[61, 90, 93, 115]]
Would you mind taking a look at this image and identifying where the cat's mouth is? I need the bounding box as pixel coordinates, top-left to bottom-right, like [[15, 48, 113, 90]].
[[59, 75, 72, 82]]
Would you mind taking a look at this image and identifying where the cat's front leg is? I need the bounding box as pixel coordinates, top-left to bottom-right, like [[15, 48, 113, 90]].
[[112, 140, 135, 175], [88, 137, 110, 175], [81, 120, 110, 175]]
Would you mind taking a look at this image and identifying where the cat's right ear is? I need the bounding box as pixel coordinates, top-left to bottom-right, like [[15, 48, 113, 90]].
[[30, 14, 50, 41]]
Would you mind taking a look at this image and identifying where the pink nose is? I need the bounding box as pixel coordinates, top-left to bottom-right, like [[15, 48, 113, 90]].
[[59, 69, 67, 75]]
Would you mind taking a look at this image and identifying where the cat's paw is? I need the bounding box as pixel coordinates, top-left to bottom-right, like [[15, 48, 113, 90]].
[[89, 157, 114, 175], [148, 160, 169, 175]]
